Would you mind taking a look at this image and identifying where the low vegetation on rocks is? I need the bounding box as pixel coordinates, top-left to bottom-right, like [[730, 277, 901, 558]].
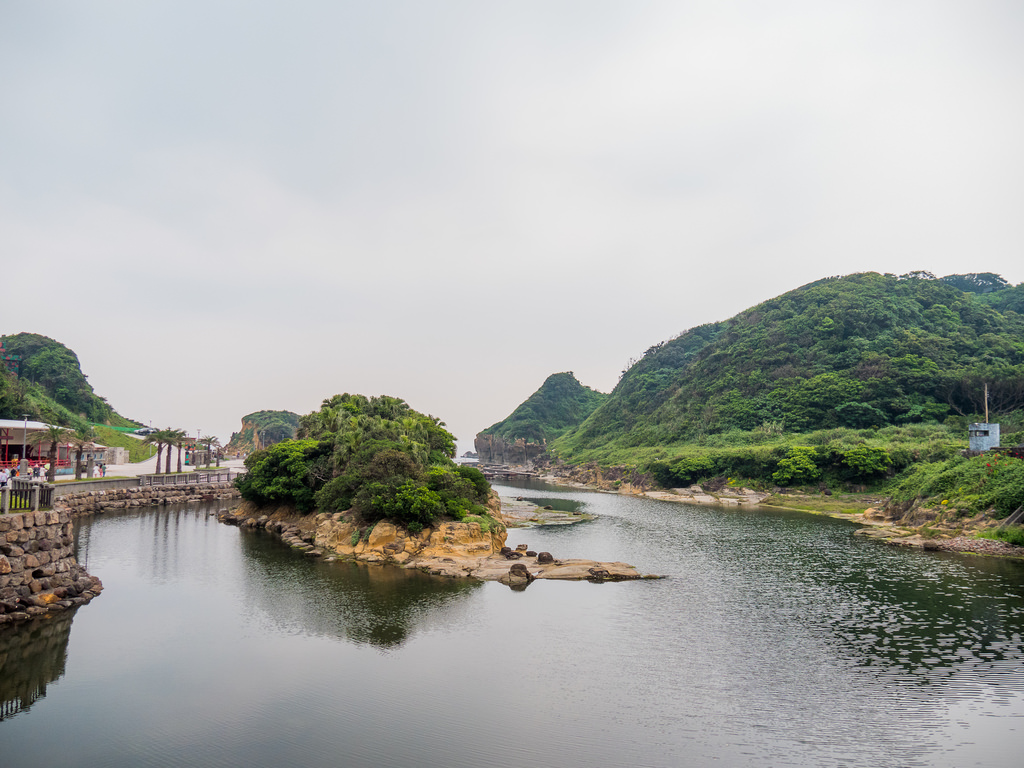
[[885, 451, 1024, 520]]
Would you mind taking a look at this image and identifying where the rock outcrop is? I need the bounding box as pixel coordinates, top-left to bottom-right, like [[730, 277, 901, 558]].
[[219, 494, 654, 586], [473, 434, 547, 465]]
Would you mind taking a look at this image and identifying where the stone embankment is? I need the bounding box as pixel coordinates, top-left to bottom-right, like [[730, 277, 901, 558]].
[[0, 510, 101, 627], [55, 482, 241, 517], [218, 499, 652, 586]]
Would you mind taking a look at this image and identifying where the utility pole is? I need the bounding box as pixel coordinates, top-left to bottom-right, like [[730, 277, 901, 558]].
[[985, 382, 990, 423]]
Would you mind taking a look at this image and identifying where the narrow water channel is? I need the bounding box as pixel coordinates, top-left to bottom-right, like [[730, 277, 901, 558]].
[[2, 482, 1024, 767]]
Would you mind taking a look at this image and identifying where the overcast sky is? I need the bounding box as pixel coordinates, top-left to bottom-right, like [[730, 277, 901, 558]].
[[2, 1, 1023, 452]]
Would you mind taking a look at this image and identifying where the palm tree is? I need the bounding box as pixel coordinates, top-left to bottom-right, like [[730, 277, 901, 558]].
[[27, 424, 72, 481], [143, 431, 163, 474], [68, 426, 97, 481], [167, 429, 188, 473], [198, 435, 221, 468], [144, 429, 175, 474]]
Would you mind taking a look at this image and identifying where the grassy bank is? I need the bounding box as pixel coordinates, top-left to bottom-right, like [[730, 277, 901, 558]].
[[887, 452, 1024, 520], [93, 426, 155, 463]]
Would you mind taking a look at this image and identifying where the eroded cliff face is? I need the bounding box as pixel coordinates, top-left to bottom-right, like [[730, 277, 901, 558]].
[[314, 517, 506, 564], [473, 434, 547, 465], [224, 420, 258, 455]]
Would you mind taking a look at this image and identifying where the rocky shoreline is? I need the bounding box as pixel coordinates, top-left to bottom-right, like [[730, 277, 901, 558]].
[[533, 468, 1024, 561], [217, 499, 655, 586]]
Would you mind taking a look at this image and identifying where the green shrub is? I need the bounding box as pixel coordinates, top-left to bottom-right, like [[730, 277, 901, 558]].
[[235, 440, 332, 513], [890, 454, 1024, 517], [772, 446, 821, 485], [840, 446, 892, 479], [977, 526, 1024, 547]]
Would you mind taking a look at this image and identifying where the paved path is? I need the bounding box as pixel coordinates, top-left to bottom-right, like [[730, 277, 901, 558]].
[[54, 456, 245, 482]]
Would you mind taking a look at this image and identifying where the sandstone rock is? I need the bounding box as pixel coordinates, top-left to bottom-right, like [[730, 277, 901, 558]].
[[537, 552, 554, 564], [505, 562, 534, 586], [367, 522, 400, 549]]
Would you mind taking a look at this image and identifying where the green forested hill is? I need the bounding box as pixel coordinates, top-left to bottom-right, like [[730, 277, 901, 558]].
[[553, 272, 1024, 463], [0, 332, 138, 428], [479, 372, 606, 444]]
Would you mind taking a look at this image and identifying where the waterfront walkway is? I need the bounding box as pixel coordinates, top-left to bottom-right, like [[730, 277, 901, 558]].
[[52, 456, 246, 481]]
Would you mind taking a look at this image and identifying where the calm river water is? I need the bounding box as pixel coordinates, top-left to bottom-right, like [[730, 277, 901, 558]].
[[2, 480, 1024, 767]]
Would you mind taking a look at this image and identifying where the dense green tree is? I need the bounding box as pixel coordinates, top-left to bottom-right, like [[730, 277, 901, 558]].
[[772, 447, 821, 485]]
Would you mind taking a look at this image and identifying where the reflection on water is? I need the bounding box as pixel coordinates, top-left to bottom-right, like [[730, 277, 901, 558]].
[[0, 611, 75, 721], [513, 494, 585, 515], [2, 492, 1024, 767], [236, 530, 481, 648]]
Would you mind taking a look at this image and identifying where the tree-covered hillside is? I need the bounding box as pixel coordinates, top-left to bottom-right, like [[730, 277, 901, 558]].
[[479, 372, 606, 444], [554, 272, 1024, 462], [0, 332, 137, 428]]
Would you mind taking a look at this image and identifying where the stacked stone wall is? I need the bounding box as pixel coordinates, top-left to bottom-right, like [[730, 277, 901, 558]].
[[55, 481, 240, 517], [0, 510, 100, 627]]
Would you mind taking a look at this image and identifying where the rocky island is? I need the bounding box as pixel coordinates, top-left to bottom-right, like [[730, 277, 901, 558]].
[[224, 393, 651, 587]]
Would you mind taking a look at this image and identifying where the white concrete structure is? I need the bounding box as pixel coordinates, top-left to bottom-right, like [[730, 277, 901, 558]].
[[969, 423, 1000, 452]]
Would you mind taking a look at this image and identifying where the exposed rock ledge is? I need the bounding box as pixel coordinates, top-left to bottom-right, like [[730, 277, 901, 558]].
[[218, 500, 654, 586], [644, 485, 771, 506]]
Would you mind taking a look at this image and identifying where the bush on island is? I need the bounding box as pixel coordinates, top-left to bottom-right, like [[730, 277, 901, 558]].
[[235, 393, 494, 529]]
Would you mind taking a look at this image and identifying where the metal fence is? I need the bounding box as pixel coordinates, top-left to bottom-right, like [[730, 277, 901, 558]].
[[140, 470, 237, 487]]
